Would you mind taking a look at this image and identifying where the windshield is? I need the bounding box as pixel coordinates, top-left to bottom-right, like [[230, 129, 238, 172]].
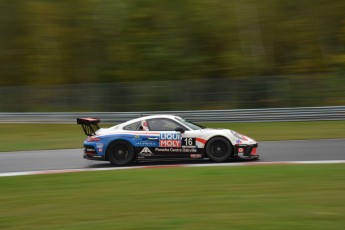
[[176, 117, 205, 130]]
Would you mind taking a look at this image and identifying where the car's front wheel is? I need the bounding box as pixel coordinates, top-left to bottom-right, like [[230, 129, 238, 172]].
[[107, 141, 134, 166], [206, 137, 233, 162]]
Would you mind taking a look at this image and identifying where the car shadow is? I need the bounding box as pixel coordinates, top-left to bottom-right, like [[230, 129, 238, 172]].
[[85, 158, 257, 168]]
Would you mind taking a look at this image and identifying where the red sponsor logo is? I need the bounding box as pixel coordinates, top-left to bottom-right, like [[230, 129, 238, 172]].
[[238, 148, 244, 153], [160, 140, 181, 147]]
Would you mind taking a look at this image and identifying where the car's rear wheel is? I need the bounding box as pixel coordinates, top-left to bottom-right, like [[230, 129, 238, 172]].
[[206, 137, 232, 162], [107, 141, 134, 166]]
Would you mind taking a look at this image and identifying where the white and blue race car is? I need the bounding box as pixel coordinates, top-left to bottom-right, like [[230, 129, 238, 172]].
[[77, 115, 258, 166]]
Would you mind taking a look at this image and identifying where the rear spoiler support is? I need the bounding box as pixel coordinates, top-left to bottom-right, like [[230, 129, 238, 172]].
[[77, 118, 100, 136]]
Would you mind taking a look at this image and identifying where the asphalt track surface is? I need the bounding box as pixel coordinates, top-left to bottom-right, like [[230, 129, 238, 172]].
[[0, 139, 344, 174]]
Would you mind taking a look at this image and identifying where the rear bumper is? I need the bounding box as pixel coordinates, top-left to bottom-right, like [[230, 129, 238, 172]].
[[83, 145, 106, 161]]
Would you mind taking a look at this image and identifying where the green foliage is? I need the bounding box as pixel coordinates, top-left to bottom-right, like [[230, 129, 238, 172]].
[[0, 0, 345, 86]]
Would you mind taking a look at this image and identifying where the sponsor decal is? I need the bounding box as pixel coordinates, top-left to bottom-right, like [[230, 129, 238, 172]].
[[238, 148, 244, 153], [135, 141, 158, 147], [96, 144, 104, 152], [190, 154, 202, 159], [236, 139, 242, 144], [138, 147, 153, 157], [160, 140, 181, 147], [160, 133, 181, 139], [140, 147, 152, 154], [134, 135, 140, 139], [159, 133, 181, 147], [85, 148, 95, 153], [154, 148, 198, 153]]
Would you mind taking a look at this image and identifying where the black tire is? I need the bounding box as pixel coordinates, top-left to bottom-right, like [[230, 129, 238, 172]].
[[107, 141, 135, 166], [205, 137, 232, 162]]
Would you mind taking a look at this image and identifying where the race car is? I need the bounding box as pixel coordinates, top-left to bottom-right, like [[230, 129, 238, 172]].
[[77, 115, 258, 166]]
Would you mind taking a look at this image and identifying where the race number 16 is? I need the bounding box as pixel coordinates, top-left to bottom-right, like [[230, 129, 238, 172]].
[[182, 138, 195, 146]]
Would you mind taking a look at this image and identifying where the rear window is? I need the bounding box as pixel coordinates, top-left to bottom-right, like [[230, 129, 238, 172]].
[[123, 121, 141, 131]]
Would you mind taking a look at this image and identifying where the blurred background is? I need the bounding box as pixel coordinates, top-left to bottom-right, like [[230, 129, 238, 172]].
[[0, 0, 344, 112]]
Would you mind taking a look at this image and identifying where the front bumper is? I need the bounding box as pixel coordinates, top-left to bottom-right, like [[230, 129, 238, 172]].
[[235, 143, 259, 160]]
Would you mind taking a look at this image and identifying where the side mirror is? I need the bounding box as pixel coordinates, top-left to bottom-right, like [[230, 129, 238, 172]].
[[175, 127, 185, 133]]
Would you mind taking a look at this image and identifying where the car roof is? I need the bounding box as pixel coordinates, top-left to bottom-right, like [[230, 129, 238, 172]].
[[119, 114, 181, 127]]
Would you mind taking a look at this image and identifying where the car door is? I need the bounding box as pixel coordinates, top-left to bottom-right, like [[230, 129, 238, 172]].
[[145, 118, 191, 159]]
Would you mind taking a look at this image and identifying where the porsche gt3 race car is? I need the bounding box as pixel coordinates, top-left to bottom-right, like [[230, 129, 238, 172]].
[[77, 115, 258, 166]]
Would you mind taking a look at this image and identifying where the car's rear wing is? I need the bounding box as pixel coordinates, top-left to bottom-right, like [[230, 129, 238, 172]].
[[77, 118, 100, 136]]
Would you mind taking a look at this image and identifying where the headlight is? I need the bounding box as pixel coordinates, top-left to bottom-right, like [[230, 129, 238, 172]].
[[231, 130, 246, 140]]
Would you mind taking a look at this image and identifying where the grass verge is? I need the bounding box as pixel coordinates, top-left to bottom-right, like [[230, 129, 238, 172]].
[[1, 164, 345, 230], [0, 120, 344, 152], [203, 120, 345, 141]]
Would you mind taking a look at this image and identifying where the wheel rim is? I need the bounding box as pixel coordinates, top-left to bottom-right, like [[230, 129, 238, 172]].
[[112, 144, 130, 162], [210, 141, 228, 158]]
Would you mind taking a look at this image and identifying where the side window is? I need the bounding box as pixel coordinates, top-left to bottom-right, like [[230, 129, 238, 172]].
[[123, 121, 141, 131], [147, 118, 186, 131]]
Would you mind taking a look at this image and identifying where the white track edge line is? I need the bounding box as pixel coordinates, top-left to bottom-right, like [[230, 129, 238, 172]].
[[1, 160, 345, 177]]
